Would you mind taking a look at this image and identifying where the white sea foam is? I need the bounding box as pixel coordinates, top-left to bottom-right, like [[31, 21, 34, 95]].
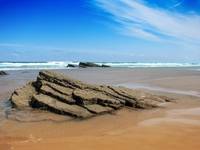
[[0, 61, 78, 71], [0, 62, 200, 71], [101, 62, 200, 68]]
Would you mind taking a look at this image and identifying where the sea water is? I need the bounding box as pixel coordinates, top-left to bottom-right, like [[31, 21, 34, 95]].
[[0, 61, 200, 71]]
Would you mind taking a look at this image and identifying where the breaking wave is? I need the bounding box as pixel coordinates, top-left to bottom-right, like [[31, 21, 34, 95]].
[[0, 62, 200, 71]]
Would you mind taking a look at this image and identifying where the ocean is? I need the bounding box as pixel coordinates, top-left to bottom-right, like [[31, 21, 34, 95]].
[[0, 62, 200, 71]]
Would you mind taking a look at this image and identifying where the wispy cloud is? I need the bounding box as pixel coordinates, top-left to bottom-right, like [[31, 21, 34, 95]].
[[170, 0, 184, 9], [94, 0, 200, 44]]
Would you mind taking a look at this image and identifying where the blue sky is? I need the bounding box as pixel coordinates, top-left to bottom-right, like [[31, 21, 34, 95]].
[[0, 0, 200, 62]]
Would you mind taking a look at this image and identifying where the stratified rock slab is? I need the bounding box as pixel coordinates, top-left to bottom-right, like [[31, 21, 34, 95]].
[[10, 71, 173, 119], [40, 85, 75, 104], [84, 104, 113, 114], [72, 89, 120, 105], [31, 94, 93, 118]]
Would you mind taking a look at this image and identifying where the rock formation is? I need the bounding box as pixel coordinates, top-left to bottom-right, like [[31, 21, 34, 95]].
[[10, 71, 172, 119], [0, 71, 8, 76], [79, 62, 110, 68], [79, 62, 101, 68], [101, 64, 110, 67], [66, 62, 110, 68], [67, 64, 78, 68]]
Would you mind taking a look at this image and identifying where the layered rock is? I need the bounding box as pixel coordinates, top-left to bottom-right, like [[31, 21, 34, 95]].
[[10, 71, 172, 119]]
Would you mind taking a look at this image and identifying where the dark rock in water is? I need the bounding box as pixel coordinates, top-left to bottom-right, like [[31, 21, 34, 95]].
[[78, 62, 110, 68], [67, 64, 78, 68], [79, 62, 101, 68], [101, 64, 110, 67], [0, 71, 8, 76], [10, 71, 173, 119]]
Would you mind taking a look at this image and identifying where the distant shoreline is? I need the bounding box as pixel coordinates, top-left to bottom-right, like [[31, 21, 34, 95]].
[[1, 61, 200, 71]]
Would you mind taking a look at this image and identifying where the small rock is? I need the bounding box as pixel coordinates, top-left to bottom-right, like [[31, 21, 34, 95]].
[[0, 71, 8, 76], [67, 64, 78, 68], [101, 64, 110, 67]]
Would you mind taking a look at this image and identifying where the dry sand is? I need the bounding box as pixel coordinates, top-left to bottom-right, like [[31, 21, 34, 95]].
[[0, 67, 200, 150]]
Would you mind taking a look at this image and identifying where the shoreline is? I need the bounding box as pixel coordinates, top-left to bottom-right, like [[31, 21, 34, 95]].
[[1, 67, 200, 150], [1, 61, 200, 71]]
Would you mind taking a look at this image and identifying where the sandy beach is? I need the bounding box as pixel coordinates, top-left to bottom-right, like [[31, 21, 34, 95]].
[[1, 0, 200, 149], [1, 67, 200, 150]]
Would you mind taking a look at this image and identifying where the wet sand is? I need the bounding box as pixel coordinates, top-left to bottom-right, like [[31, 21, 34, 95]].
[[0, 67, 200, 150]]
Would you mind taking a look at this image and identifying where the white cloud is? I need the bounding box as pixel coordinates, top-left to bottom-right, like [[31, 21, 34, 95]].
[[94, 0, 200, 44]]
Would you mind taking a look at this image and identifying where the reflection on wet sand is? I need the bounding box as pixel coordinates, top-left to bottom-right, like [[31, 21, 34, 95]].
[[118, 83, 200, 98], [139, 107, 200, 126]]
